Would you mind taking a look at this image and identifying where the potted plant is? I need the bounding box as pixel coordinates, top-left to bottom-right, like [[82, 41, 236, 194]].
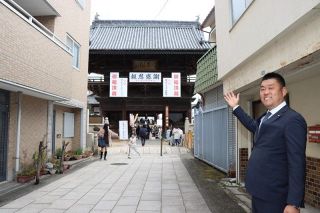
[[55, 148, 63, 159], [73, 148, 83, 160], [16, 165, 36, 183]]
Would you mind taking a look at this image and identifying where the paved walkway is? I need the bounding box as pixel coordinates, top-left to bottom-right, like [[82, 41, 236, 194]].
[[0, 142, 213, 213], [0, 140, 319, 213]]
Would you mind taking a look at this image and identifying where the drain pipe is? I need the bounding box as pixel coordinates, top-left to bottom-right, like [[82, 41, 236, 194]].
[[15, 92, 22, 173]]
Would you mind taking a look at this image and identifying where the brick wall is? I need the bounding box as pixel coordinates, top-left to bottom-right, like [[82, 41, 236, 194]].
[[239, 148, 248, 182], [305, 156, 320, 208]]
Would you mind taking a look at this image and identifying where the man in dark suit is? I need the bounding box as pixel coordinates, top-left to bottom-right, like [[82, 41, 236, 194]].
[[224, 73, 307, 213]]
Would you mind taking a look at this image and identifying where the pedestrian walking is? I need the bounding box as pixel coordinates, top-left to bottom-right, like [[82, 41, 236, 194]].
[[139, 124, 148, 146], [97, 126, 107, 160], [172, 126, 181, 146], [128, 133, 140, 159], [224, 72, 307, 213], [101, 123, 110, 160]]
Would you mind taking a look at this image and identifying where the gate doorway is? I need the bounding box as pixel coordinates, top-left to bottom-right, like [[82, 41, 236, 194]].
[[0, 90, 9, 181]]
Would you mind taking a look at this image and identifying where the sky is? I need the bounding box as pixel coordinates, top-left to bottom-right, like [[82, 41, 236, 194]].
[[90, 0, 214, 24]]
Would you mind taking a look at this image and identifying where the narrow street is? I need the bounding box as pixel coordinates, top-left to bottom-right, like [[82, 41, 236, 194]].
[[0, 140, 246, 213]]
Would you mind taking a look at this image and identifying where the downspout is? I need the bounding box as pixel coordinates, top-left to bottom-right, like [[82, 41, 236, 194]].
[[15, 92, 22, 173], [80, 107, 86, 150], [47, 101, 53, 158]]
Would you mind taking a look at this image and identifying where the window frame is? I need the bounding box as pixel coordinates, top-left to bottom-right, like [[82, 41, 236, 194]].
[[230, 0, 254, 26], [75, 0, 85, 9], [63, 112, 74, 138], [66, 35, 81, 70]]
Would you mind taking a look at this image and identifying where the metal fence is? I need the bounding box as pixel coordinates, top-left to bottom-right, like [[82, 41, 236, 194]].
[[194, 105, 231, 173]]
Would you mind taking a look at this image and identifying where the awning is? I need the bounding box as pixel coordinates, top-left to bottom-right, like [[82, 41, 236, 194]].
[[0, 78, 68, 101]]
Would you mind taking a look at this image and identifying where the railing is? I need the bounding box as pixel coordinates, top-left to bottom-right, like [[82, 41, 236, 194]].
[[88, 76, 104, 82], [194, 46, 218, 93], [1, 0, 71, 53]]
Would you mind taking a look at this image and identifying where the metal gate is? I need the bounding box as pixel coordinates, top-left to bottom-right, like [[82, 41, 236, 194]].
[[194, 105, 234, 173], [0, 90, 9, 181]]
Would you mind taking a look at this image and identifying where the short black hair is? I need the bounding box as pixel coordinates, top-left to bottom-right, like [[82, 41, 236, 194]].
[[261, 72, 286, 87]]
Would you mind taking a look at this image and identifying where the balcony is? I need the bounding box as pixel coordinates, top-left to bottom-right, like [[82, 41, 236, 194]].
[[12, 0, 60, 16]]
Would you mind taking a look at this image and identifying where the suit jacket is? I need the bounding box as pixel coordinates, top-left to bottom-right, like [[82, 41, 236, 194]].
[[233, 105, 307, 207]]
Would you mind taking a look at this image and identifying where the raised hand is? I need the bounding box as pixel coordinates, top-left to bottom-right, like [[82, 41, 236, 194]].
[[224, 91, 240, 108]]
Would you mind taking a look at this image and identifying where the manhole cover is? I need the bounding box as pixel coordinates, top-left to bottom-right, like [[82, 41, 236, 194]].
[[110, 163, 128, 166]]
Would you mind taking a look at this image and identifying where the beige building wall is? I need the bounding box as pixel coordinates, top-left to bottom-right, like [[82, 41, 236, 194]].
[[1, 0, 90, 181], [53, 106, 82, 152], [0, 4, 72, 99], [215, 0, 320, 155], [235, 72, 320, 156], [48, 0, 91, 103], [215, 0, 320, 87], [7, 94, 48, 180], [288, 73, 320, 158]]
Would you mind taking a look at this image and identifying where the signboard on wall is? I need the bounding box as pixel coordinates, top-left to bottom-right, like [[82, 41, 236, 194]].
[[119, 120, 128, 140], [129, 72, 161, 83], [163, 72, 181, 97], [133, 60, 157, 71], [109, 72, 128, 97]]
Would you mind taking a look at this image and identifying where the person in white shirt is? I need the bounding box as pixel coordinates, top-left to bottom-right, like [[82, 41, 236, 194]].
[[128, 133, 140, 159], [172, 127, 181, 146]]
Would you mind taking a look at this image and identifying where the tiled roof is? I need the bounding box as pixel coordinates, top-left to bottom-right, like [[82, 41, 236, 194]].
[[90, 20, 211, 53]]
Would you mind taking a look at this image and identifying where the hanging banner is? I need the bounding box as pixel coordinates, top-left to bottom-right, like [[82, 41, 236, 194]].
[[163, 72, 180, 97], [119, 120, 128, 140], [129, 72, 161, 83], [109, 72, 127, 97]]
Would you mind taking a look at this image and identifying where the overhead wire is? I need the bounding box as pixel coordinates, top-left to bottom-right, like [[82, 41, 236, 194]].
[[154, 0, 169, 19]]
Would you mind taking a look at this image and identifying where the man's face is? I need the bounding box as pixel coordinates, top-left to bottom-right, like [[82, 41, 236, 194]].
[[260, 78, 287, 110]]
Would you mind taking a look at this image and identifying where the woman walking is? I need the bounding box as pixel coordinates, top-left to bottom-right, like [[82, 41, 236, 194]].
[[102, 123, 110, 160], [97, 123, 109, 160]]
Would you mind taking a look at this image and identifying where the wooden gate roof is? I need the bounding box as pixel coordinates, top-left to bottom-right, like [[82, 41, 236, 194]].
[[90, 20, 211, 54]]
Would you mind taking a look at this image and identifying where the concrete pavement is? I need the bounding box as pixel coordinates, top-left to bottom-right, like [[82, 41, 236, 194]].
[[0, 140, 319, 213], [0, 142, 217, 212]]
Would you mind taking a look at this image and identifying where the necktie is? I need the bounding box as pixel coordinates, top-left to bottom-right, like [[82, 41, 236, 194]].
[[260, 111, 272, 127]]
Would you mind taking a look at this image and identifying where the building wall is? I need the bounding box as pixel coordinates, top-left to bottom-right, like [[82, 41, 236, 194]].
[[234, 70, 320, 207], [0, 4, 72, 98], [288, 73, 320, 158], [35, 16, 56, 32], [54, 106, 74, 152], [1, 1, 90, 181], [7, 94, 48, 180], [7, 93, 18, 181], [48, 0, 91, 103], [239, 148, 248, 182], [236, 73, 320, 158], [305, 157, 320, 208], [215, 0, 320, 82]]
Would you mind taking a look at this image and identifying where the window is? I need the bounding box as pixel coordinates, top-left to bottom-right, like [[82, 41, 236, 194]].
[[63, 112, 74, 137], [231, 0, 253, 24], [76, 0, 85, 9], [66, 35, 80, 69]]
